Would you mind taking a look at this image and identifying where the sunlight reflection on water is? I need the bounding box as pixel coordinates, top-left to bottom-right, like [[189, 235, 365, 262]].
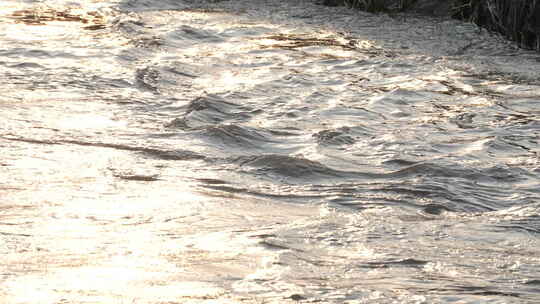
[[2, 0, 540, 303]]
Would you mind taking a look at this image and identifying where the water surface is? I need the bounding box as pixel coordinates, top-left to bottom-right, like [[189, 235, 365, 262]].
[[1, 0, 540, 303]]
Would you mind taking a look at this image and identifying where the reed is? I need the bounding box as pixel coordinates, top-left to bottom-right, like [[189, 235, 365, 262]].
[[342, 0, 413, 12], [332, 0, 540, 51], [453, 0, 540, 51]]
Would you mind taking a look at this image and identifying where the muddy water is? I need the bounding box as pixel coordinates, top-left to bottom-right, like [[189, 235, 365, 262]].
[[1, 0, 540, 303]]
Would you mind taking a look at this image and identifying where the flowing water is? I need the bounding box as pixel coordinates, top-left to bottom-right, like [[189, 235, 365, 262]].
[[1, 0, 540, 303]]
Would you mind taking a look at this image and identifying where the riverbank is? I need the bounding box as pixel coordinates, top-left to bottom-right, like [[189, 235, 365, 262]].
[[325, 0, 540, 51]]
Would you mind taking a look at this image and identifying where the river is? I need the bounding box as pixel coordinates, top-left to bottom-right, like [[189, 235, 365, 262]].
[[1, 0, 540, 303]]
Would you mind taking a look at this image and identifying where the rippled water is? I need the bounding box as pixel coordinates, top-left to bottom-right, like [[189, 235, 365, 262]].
[[1, 0, 540, 303]]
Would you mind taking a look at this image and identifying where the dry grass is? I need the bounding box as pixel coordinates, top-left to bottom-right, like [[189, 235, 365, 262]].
[[8, 8, 106, 30], [453, 0, 540, 51], [331, 0, 540, 51], [342, 0, 414, 12]]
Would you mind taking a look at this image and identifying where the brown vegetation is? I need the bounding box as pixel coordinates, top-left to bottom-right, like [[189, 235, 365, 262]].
[[260, 34, 358, 50], [9, 8, 105, 30], [453, 0, 540, 51], [325, 0, 540, 51]]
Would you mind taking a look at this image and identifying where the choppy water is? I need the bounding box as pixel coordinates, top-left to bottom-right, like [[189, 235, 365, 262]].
[[1, 0, 540, 303]]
